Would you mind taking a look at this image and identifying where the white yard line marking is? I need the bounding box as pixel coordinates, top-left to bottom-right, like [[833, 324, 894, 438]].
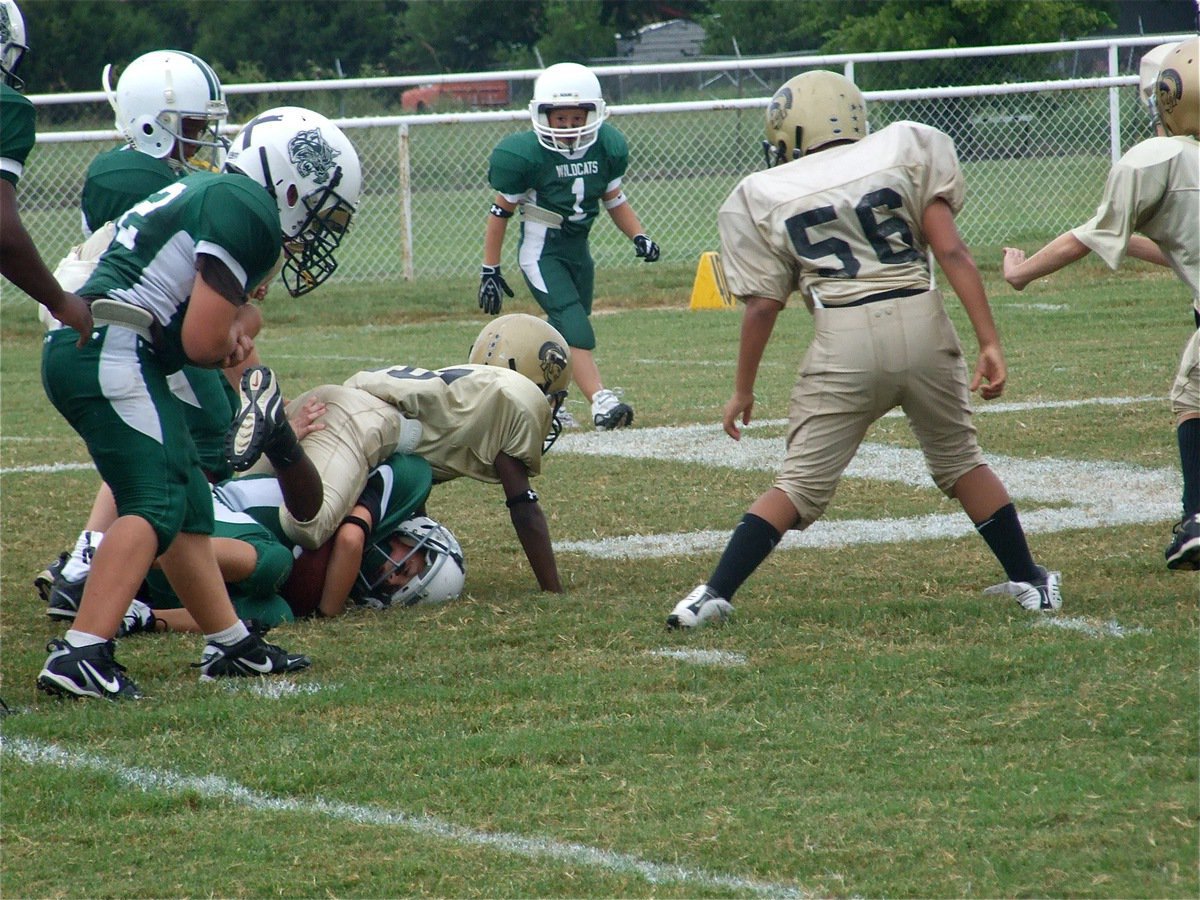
[[647, 648, 748, 666], [0, 462, 93, 475], [2, 737, 809, 898], [554, 398, 1176, 559], [1034, 617, 1152, 638]]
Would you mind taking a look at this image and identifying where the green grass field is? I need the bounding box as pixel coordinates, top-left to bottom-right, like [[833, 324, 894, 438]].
[[1, 257, 1197, 897]]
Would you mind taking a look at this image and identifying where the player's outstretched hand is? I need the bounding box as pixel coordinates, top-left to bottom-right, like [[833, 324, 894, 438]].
[[479, 265, 514, 315], [1001, 247, 1029, 291]]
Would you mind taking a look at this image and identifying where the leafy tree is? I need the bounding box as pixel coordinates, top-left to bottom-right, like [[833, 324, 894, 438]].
[[536, 0, 610, 64], [701, 0, 1116, 86], [397, 0, 544, 73]]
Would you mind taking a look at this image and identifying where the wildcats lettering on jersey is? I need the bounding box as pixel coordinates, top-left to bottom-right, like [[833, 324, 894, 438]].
[[555, 160, 599, 178]]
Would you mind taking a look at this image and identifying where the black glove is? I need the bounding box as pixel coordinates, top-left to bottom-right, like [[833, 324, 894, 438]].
[[633, 234, 660, 263], [478, 265, 514, 315]]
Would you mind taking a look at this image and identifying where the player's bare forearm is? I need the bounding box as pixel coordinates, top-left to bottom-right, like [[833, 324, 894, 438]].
[[605, 195, 644, 239], [736, 297, 781, 395], [1128, 234, 1170, 267], [319, 521, 368, 617], [725, 297, 781, 439], [510, 504, 562, 592], [495, 451, 561, 592], [1002, 231, 1091, 290]]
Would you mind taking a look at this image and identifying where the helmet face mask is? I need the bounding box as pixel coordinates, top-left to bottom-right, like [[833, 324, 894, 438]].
[[1139, 42, 1178, 132], [224, 106, 362, 296], [356, 517, 465, 609], [529, 62, 607, 153], [103, 50, 228, 172], [762, 70, 867, 167], [1155, 36, 1199, 138], [0, 0, 27, 91]]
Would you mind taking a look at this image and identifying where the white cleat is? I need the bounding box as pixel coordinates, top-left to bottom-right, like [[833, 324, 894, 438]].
[[666, 584, 733, 629], [983, 568, 1062, 611]]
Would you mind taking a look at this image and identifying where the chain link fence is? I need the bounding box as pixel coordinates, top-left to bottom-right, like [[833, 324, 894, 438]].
[[14, 37, 1183, 286]]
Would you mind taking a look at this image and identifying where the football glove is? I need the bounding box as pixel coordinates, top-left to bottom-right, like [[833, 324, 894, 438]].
[[633, 234, 660, 263], [478, 265, 514, 315]]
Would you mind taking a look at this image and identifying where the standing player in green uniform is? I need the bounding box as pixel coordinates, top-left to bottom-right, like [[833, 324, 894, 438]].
[[37, 107, 361, 699], [0, 0, 91, 335], [480, 62, 658, 431], [38, 49, 243, 621], [666, 71, 1061, 629], [1003, 37, 1200, 570]]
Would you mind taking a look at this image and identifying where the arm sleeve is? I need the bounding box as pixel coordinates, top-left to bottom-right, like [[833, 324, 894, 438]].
[[1071, 158, 1165, 270], [195, 181, 281, 290], [718, 180, 796, 303]]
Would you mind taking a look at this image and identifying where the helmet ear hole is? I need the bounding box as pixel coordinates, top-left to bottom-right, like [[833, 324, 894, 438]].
[[286, 184, 299, 207]]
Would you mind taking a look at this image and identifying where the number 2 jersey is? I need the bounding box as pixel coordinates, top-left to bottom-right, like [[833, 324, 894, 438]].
[[718, 121, 964, 307], [79, 170, 281, 367]]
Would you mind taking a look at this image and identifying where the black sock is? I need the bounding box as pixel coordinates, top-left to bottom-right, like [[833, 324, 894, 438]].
[[1178, 419, 1200, 518], [708, 513, 782, 601], [264, 421, 305, 468], [975, 503, 1040, 583]]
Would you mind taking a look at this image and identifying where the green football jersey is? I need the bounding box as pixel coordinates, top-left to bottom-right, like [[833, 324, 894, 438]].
[[216, 452, 432, 553], [80, 171, 281, 366], [81, 145, 179, 236], [0, 82, 35, 186], [488, 123, 628, 239]]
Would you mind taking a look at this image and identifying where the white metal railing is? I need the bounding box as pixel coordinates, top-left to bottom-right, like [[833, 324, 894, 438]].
[[11, 34, 1190, 287]]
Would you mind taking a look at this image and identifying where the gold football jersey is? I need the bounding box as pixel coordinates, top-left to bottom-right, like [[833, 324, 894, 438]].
[[344, 364, 552, 483], [1072, 135, 1199, 300], [718, 121, 964, 307]]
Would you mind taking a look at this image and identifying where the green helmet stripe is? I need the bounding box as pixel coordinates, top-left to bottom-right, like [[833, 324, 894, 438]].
[[178, 50, 222, 100]]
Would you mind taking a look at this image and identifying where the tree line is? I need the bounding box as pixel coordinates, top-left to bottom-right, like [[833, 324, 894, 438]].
[[22, 0, 1115, 94]]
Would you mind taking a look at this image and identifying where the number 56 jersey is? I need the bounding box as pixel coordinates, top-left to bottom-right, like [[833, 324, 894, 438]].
[[718, 121, 965, 308]]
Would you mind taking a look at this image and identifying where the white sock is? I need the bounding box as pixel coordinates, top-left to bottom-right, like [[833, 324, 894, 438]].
[[64, 629, 108, 648], [205, 621, 250, 647], [61, 530, 102, 582]]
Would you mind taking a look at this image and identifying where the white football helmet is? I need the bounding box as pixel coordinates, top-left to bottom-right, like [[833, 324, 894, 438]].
[[763, 70, 867, 166], [224, 106, 362, 296], [0, 0, 27, 91], [529, 62, 607, 153], [102, 50, 228, 171], [357, 516, 465, 609], [1155, 36, 1199, 138]]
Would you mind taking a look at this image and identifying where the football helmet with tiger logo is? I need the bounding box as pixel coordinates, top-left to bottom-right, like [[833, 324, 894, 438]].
[[1155, 36, 1199, 138], [469, 313, 573, 451], [225, 106, 361, 296], [763, 70, 867, 166]]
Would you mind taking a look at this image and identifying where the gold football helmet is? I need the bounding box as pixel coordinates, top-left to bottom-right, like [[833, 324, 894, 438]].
[[763, 70, 867, 166], [469, 314, 572, 451], [469, 314, 572, 398], [1156, 36, 1199, 138]]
